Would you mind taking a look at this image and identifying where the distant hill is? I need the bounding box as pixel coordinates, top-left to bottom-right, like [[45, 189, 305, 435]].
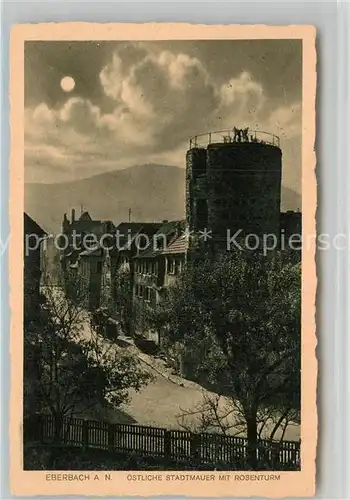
[[24, 163, 301, 234], [24, 164, 185, 233]]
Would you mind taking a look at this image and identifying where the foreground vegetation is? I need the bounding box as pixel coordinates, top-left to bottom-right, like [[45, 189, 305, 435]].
[[151, 250, 301, 469]]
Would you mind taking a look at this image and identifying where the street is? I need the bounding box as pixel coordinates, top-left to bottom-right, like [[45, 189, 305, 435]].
[[80, 315, 300, 441]]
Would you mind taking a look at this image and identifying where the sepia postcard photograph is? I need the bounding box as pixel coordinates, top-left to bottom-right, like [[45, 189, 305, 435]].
[[10, 23, 317, 497]]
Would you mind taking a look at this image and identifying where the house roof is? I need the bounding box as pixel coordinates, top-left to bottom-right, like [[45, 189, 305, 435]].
[[24, 213, 47, 236], [134, 220, 187, 259], [156, 220, 185, 237], [65, 211, 114, 234], [133, 247, 160, 259], [162, 234, 189, 255], [68, 220, 102, 233], [115, 222, 162, 250], [115, 222, 146, 249], [79, 211, 92, 221], [115, 222, 145, 234]]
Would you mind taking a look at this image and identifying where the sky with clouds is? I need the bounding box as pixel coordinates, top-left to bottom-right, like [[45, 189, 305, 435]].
[[25, 40, 302, 192]]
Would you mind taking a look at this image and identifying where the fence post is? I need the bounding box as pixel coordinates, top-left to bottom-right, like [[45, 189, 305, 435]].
[[164, 430, 171, 461], [190, 433, 201, 464], [82, 420, 89, 449], [108, 424, 115, 452], [297, 439, 301, 468], [271, 442, 280, 469]]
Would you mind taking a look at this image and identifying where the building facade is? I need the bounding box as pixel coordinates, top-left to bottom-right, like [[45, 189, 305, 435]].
[[24, 213, 47, 327], [107, 222, 162, 334], [132, 221, 186, 342], [60, 209, 115, 308]]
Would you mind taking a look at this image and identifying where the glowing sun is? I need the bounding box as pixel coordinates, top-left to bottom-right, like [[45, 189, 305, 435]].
[[60, 76, 75, 92]]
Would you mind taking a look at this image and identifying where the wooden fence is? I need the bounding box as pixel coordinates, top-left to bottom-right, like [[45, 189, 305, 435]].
[[25, 415, 300, 469]]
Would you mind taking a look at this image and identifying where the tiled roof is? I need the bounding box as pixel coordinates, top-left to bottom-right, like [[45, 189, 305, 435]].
[[134, 221, 188, 259], [162, 235, 189, 255]]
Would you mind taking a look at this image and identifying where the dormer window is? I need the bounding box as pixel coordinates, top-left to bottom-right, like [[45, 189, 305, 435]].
[[154, 233, 167, 250]]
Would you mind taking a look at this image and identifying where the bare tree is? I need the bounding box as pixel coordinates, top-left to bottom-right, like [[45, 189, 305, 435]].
[[24, 270, 152, 442], [153, 250, 301, 469]]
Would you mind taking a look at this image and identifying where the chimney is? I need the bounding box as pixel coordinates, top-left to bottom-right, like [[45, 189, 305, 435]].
[[62, 213, 69, 233], [71, 208, 76, 223]]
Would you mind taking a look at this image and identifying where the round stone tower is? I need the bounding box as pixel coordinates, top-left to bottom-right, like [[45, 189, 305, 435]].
[[186, 129, 282, 249]]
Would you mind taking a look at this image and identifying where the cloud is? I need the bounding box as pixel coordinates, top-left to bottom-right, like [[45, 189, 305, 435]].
[[98, 46, 218, 148], [59, 98, 102, 135], [219, 71, 265, 119], [267, 103, 302, 139], [31, 103, 56, 124], [25, 43, 301, 191]]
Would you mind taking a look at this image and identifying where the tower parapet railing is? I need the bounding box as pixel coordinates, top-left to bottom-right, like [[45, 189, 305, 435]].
[[189, 128, 280, 149]]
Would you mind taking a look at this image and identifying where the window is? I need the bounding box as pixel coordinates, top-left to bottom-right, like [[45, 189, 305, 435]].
[[139, 285, 144, 298], [145, 287, 151, 302], [85, 235, 96, 248], [168, 258, 176, 274], [175, 259, 182, 274], [154, 233, 166, 250], [121, 256, 129, 267]]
